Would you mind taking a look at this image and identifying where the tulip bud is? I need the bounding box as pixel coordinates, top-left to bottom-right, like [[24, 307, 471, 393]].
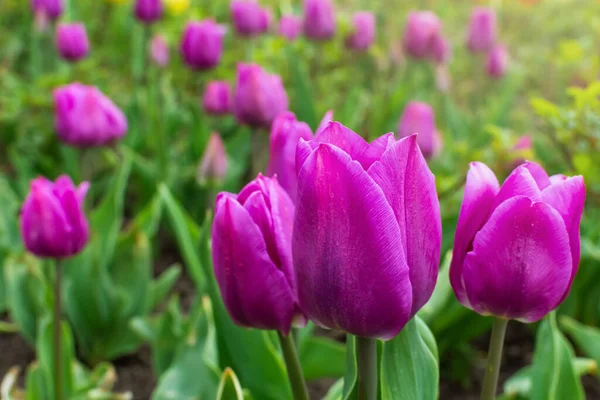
[[486, 44, 509, 79], [197, 133, 228, 185], [180, 20, 227, 70], [31, 0, 63, 21], [431, 33, 451, 64], [134, 0, 164, 24], [55, 23, 90, 63], [266, 112, 313, 202], [450, 162, 585, 322], [398, 101, 442, 159], [293, 122, 441, 339], [53, 83, 128, 147], [212, 175, 304, 333], [149, 34, 169, 68], [303, 0, 336, 40], [202, 81, 232, 116], [403, 11, 441, 59], [345, 12, 376, 51], [434, 64, 451, 93], [230, 0, 271, 36], [278, 15, 303, 41], [466, 7, 497, 53], [234, 63, 289, 129], [20, 176, 90, 259]]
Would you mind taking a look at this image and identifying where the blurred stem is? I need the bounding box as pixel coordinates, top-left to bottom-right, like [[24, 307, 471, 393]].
[[480, 317, 509, 400], [356, 337, 377, 400], [151, 67, 168, 181], [53, 260, 63, 400], [278, 332, 309, 400]]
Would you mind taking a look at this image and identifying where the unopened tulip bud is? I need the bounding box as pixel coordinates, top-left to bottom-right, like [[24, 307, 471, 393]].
[[180, 20, 227, 70], [403, 11, 441, 59], [134, 0, 164, 24], [230, 0, 271, 36], [345, 12, 376, 51], [150, 34, 169, 67], [398, 101, 442, 159], [56, 23, 90, 62], [486, 44, 509, 78], [431, 33, 451, 64], [303, 0, 336, 40], [202, 81, 232, 116], [31, 0, 63, 21], [467, 7, 497, 53], [198, 133, 228, 185], [278, 15, 302, 41]]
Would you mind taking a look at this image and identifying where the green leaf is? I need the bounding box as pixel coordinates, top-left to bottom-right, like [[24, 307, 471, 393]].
[[323, 379, 344, 400], [342, 335, 358, 400], [299, 337, 346, 381], [530, 313, 584, 400], [560, 315, 600, 371], [287, 47, 318, 129], [148, 265, 182, 311], [25, 363, 48, 400], [380, 316, 439, 400], [418, 251, 453, 325], [37, 318, 75, 400], [217, 368, 245, 400]]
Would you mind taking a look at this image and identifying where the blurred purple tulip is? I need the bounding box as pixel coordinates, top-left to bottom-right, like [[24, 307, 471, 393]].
[[134, 0, 164, 24], [53, 83, 128, 147], [198, 133, 228, 185], [180, 20, 227, 70], [486, 44, 509, 78], [403, 11, 441, 59], [431, 33, 451, 64], [266, 112, 313, 202], [467, 7, 497, 53], [212, 175, 305, 333], [31, 0, 63, 21], [451, 162, 585, 322], [56, 23, 90, 62], [150, 34, 169, 67], [202, 81, 232, 116], [345, 11, 376, 51], [230, 0, 271, 36], [303, 0, 336, 40], [20, 176, 90, 259], [514, 135, 532, 151], [293, 122, 441, 339], [278, 15, 303, 41], [234, 63, 289, 129], [398, 101, 442, 159]]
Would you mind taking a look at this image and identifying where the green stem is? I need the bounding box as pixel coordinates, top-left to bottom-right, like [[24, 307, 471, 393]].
[[480, 317, 509, 400], [356, 336, 378, 400], [53, 260, 63, 400], [278, 332, 309, 400]]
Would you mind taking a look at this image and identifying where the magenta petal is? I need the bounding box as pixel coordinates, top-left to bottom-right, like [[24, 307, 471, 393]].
[[522, 161, 551, 190], [293, 143, 412, 339], [359, 133, 396, 169], [313, 122, 369, 163], [542, 175, 586, 299], [212, 197, 296, 333], [295, 138, 318, 176], [450, 162, 500, 307], [463, 196, 572, 322], [367, 135, 441, 315], [493, 164, 542, 208], [316, 110, 333, 135]]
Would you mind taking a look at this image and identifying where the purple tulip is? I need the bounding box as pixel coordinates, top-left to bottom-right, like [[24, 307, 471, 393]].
[[234, 63, 289, 129], [450, 162, 585, 322], [134, 0, 164, 24], [293, 122, 441, 339], [53, 83, 128, 147], [180, 20, 227, 70], [345, 12, 376, 51], [198, 133, 228, 185], [266, 112, 313, 202], [20, 176, 90, 259], [316, 110, 333, 135], [467, 7, 497, 53], [278, 15, 303, 41], [31, 0, 63, 21], [403, 11, 441, 59], [212, 175, 304, 333], [202, 81, 232, 116], [303, 0, 336, 40], [486, 44, 509, 79], [431, 33, 451, 64], [398, 101, 442, 159], [230, 0, 271, 36], [150, 34, 169, 67], [55, 23, 90, 62]]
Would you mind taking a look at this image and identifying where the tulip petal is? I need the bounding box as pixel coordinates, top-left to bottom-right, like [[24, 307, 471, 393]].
[[367, 135, 441, 314], [522, 161, 551, 190], [293, 143, 412, 339], [493, 164, 542, 208], [462, 196, 572, 322], [295, 138, 318, 176], [359, 132, 395, 169], [212, 197, 296, 333], [542, 175, 586, 299], [314, 122, 369, 163], [450, 162, 500, 306], [316, 110, 333, 135]]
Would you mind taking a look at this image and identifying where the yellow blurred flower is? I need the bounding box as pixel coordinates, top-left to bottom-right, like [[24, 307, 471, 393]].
[[105, 0, 129, 4], [165, 0, 190, 15]]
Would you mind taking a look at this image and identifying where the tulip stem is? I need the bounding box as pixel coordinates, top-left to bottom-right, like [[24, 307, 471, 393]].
[[356, 336, 378, 400], [480, 317, 509, 400], [53, 260, 63, 400], [278, 332, 309, 400]]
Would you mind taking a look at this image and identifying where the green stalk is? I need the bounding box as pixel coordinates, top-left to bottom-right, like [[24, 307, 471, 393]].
[[53, 260, 64, 400], [356, 336, 378, 400], [278, 332, 309, 400], [480, 317, 509, 400]]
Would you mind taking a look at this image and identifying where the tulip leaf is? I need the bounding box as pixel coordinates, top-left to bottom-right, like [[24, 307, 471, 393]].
[[380, 316, 439, 400], [530, 313, 584, 400], [323, 379, 344, 400], [299, 336, 346, 381], [418, 251, 453, 325], [37, 317, 75, 400], [147, 264, 182, 311], [342, 335, 358, 400], [217, 368, 245, 400], [286, 47, 318, 129], [560, 315, 600, 373], [25, 363, 48, 400]]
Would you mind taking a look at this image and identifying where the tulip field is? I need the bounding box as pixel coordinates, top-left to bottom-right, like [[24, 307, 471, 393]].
[[2, 0, 600, 399]]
